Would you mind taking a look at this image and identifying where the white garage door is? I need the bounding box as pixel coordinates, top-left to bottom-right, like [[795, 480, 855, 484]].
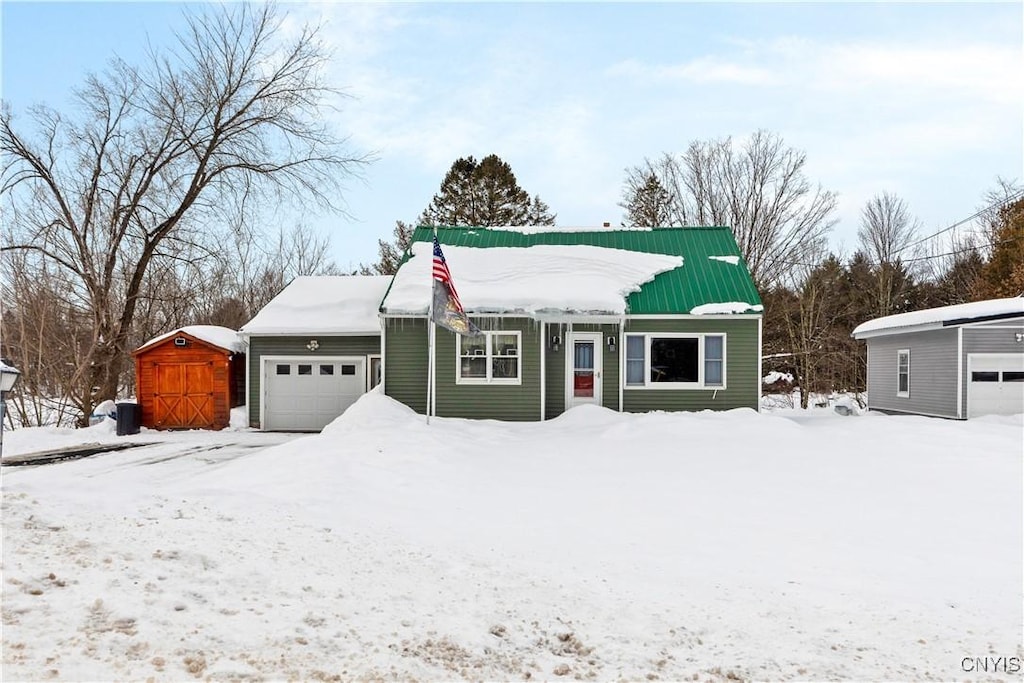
[[968, 354, 1024, 418], [263, 357, 366, 431]]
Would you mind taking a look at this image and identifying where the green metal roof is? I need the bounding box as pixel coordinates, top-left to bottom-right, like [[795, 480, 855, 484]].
[[405, 226, 762, 315]]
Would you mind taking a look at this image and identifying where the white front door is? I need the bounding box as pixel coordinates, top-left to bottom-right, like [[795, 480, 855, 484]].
[[968, 353, 1024, 417], [566, 332, 602, 409]]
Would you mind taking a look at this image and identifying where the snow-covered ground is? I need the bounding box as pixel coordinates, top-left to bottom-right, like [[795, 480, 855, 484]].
[[2, 395, 1022, 681]]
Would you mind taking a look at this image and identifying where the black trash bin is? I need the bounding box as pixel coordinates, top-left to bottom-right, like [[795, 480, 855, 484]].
[[116, 402, 141, 436]]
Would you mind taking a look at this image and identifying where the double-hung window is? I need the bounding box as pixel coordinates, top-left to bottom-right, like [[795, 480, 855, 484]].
[[896, 349, 910, 397], [624, 333, 726, 389], [457, 331, 521, 384]]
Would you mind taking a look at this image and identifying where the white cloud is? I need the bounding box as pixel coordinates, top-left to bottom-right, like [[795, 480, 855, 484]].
[[607, 57, 780, 86], [606, 38, 1022, 105]]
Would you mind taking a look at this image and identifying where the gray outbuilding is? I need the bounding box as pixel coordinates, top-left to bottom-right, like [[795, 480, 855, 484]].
[[852, 297, 1024, 419]]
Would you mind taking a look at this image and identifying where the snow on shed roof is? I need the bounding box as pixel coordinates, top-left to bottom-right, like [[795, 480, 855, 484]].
[[382, 242, 683, 315], [137, 325, 244, 353], [852, 297, 1024, 338], [240, 275, 391, 335]]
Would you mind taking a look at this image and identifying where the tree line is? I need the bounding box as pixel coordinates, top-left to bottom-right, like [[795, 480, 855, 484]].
[[1, 4, 1021, 425]]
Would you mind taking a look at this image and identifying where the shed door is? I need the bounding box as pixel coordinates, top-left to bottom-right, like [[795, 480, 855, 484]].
[[263, 358, 366, 431], [154, 362, 216, 429], [968, 354, 1024, 418]]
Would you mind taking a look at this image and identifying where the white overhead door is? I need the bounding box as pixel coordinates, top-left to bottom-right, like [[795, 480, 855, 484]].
[[263, 357, 366, 431], [968, 354, 1024, 418]]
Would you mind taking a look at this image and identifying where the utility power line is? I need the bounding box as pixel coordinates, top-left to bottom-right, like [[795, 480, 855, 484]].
[[894, 188, 1024, 255]]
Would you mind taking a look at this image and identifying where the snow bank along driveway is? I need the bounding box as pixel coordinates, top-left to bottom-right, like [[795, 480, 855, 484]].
[[2, 396, 1022, 681]]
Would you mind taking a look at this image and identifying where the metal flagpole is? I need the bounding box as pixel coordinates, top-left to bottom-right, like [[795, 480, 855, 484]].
[[425, 227, 438, 425], [426, 256, 434, 426]]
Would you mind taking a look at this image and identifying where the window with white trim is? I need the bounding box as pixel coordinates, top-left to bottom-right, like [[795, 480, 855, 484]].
[[457, 331, 521, 384], [624, 333, 726, 388], [896, 349, 910, 397]]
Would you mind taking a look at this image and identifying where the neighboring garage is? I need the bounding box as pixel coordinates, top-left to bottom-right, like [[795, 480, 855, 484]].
[[967, 353, 1024, 417], [240, 275, 391, 431], [132, 326, 245, 430], [853, 297, 1024, 419]]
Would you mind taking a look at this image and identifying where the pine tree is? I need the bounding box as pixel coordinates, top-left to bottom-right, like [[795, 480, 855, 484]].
[[620, 172, 673, 227], [526, 194, 556, 226], [419, 154, 555, 226], [366, 220, 415, 275]]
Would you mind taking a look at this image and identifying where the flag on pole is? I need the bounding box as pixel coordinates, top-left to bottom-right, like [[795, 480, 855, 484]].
[[431, 235, 481, 336]]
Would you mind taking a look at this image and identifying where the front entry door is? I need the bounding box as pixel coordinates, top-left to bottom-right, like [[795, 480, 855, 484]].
[[566, 332, 602, 409]]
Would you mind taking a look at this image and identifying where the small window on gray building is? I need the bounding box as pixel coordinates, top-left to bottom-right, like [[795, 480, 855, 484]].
[[320, 364, 334, 376], [341, 365, 356, 375], [897, 350, 910, 397], [971, 371, 999, 382], [298, 364, 312, 376], [276, 364, 291, 375], [1002, 371, 1024, 382]]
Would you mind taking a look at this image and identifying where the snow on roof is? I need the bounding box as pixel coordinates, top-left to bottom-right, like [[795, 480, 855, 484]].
[[852, 297, 1024, 337], [690, 302, 764, 315], [240, 275, 392, 335], [382, 242, 684, 315], [493, 225, 654, 235], [138, 325, 244, 353], [708, 255, 740, 265]]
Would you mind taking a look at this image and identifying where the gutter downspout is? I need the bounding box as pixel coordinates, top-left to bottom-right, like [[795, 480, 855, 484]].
[[540, 321, 546, 421], [757, 316, 763, 412], [239, 331, 252, 429], [956, 326, 963, 419], [379, 313, 386, 395], [618, 316, 625, 412]]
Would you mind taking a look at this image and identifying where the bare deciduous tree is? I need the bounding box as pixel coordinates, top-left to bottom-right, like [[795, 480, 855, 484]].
[[1, 4, 367, 424], [856, 192, 920, 316], [622, 130, 837, 287]]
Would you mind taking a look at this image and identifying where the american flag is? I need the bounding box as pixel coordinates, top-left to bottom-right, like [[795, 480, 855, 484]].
[[432, 235, 465, 312]]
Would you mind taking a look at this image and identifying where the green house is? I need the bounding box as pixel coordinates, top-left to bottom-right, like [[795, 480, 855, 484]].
[[380, 226, 764, 420]]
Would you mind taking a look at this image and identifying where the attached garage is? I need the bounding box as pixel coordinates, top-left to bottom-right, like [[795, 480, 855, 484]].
[[261, 357, 367, 431], [133, 326, 245, 430], [967, 354, 1024, 417], [239, 275, 391, 431]]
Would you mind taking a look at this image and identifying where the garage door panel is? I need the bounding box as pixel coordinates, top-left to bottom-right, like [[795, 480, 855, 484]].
[[263, 358, 366, 431], [968, 353, 1024, 418]]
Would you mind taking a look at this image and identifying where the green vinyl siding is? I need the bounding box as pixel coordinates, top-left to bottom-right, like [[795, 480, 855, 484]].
[[387, 316, 760, 418], [247, 335, 380, 427], [385, 316, 543, 420], [622, 318, 759, 413], [436, 317, 542, 421], [383, 318, 428, 414], [545, 323, 566, 419]]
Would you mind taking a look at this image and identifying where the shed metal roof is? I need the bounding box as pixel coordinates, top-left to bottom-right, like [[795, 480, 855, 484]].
[[400, 226, 762, 315]]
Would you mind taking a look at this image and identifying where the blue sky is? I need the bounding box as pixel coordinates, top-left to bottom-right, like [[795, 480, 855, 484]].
[[2, 2, 1021, 272]]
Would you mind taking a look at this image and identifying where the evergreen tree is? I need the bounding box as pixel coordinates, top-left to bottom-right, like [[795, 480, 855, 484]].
[[419, 154, 556, 226], [973, 196, 1024, 299], [526, 194, 556, 226], [620, 172, 673, 227], [366, 220, 415, 275]]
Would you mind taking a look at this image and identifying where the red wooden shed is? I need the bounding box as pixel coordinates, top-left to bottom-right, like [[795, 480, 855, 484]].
[[132, 326, 245, 430]]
